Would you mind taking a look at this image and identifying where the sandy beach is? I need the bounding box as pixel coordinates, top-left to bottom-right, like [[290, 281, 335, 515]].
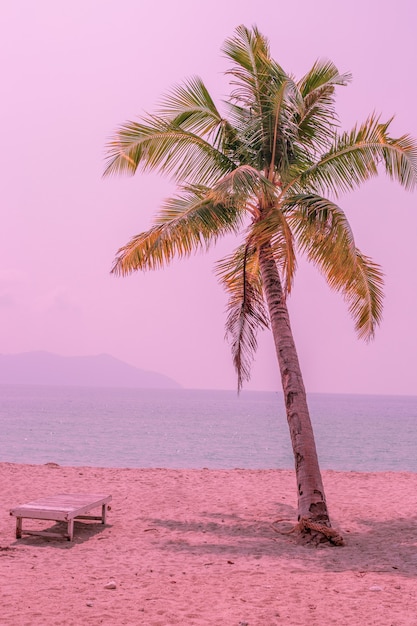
[[1, 463, 417, 625]]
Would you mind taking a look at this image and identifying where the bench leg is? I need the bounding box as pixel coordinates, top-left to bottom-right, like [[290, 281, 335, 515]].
[[67, 519, 74, 541], [16, 517, 22, 539], [101, 503, 107, 524]]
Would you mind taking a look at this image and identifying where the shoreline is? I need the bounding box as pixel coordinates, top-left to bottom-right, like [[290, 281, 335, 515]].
[[2, 463, 417, 625]]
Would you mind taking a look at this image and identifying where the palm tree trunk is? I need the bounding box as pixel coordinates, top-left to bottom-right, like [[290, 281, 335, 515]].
[[258, 242, 340, 542]]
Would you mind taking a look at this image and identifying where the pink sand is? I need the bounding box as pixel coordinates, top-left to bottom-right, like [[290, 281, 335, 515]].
[[1, 463, 417, 625]]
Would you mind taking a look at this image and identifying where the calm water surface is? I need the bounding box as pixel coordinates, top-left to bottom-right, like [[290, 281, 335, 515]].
[[1, 386, 416, 471]]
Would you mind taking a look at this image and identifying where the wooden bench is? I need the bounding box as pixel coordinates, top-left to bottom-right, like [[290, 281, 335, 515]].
[[10, 494, 112, 541]]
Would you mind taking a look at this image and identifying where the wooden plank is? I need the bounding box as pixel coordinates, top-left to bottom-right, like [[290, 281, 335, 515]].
[[10, 494, 112, 521], [22, 530, 71, 540]]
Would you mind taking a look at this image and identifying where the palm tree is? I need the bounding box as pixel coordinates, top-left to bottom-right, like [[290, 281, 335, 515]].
[[104, 25, 417, 543]]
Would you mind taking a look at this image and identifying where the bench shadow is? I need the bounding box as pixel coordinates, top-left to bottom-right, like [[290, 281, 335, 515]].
[[11, 520, 112, 549]]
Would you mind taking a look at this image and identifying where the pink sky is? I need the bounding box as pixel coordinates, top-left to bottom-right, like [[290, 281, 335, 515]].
[[1, 0, 416, 394]]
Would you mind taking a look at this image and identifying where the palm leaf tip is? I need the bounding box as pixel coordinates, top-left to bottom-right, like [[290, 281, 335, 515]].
[[329, 249, 384, 342], [103, 127, 143, 178], [225, 293, 269, 391], [289, 194, 384, 341], [111, 240, 146, 276], [348, 253, 384, 341], [217, 246, 269, 391], [110, 252, 130, 277], [382, 130, 417, 192]]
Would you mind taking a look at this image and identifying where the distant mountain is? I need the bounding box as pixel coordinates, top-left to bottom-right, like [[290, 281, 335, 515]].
[[0, 351, 181, 389]]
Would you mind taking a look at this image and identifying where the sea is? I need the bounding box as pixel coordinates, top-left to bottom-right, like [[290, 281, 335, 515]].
[[1, 385, 416, 472]]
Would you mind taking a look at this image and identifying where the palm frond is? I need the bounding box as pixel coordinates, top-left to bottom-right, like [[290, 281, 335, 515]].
[[222, 24, 294, 174], [285, 193, 355, 250], [378, 122, 417, 190], [347, 252, 384, 339], [112, 188, 243, 275], [267, 78, 302, 174], [298, 59, 351, 98], [296, 60, 351, 152], [287, 193, 383, 338], [157, 76, 225, 140], [208, 165, 276, 207], [294, 114, 417, 196], [224, 101, 268, 166], [216, 243, 269, 390], [104, 115, 235, 185], [222, 24, 274, 107], [251, 208, 297, 295]]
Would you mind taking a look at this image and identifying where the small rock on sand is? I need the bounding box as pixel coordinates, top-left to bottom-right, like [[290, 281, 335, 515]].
[[104, 581, 117, 590]]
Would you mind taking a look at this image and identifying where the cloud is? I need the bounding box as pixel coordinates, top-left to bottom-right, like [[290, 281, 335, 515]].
[[34, 286, 79, 313], [0, 269, 28, 284], [0, 271, 79, 314], [0, 269, 29, 308], [0, 293, 15, 307]]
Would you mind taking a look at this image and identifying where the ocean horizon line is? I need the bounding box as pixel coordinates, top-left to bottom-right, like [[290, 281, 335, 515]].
[[1, 382, 416, 400]]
